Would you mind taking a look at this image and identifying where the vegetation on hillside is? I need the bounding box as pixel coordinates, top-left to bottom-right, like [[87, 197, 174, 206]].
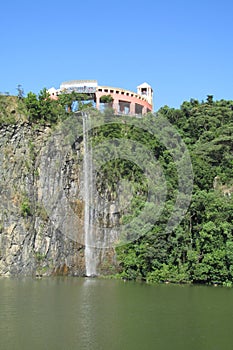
[[83, 96, 233, 286], [0, 88, 94, 125], [114, 97, 233, 286]]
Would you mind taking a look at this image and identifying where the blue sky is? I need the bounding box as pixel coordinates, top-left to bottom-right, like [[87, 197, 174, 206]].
[[1, 0, 233, 110]]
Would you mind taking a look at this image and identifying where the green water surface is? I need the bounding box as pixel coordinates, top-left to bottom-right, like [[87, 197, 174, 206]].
[[0, 278, 233, 350]]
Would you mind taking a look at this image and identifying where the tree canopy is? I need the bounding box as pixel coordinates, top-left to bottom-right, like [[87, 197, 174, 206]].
[[114, 97, 233, 286]]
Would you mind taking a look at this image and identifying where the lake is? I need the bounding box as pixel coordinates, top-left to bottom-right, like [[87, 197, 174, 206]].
[[0, 278, 233, 350]]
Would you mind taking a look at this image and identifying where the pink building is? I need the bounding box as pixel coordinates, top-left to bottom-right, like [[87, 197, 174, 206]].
[[48, 80, 153, 115]]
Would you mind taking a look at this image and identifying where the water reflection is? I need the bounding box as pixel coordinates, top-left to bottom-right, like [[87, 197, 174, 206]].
[[79, 279, 97, 349]]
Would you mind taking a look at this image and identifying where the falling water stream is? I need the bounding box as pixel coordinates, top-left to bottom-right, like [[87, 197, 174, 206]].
[[83, 113, 97, 276]]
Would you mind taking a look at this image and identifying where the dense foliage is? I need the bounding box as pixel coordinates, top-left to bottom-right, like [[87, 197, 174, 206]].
[[113, 97, 233, 286]]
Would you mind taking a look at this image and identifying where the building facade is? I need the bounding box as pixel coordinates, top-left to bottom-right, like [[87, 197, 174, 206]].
[[48, 80, 153, 115]]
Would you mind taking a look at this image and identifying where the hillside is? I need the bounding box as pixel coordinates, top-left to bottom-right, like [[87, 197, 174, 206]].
[[0, 91, 232, 285], [117, 97, 233, 285]]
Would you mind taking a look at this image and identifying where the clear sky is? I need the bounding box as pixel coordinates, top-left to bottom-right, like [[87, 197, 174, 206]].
[[1, 0, 233, 110]]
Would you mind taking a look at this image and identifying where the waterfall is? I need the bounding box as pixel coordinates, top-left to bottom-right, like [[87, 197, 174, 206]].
[[83, 113, 97, 277], [82, 112, 118, 276]]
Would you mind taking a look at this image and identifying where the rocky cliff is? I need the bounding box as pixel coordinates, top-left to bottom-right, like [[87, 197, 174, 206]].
[[0, 111, 120, 276], [0, 121, 89, 276]]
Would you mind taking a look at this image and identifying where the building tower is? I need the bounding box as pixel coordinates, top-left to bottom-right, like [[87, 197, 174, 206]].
[[137, 82, 153, 109]]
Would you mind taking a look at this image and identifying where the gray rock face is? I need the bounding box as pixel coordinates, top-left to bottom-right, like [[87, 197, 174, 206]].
[[0, 122, 87, 276]]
